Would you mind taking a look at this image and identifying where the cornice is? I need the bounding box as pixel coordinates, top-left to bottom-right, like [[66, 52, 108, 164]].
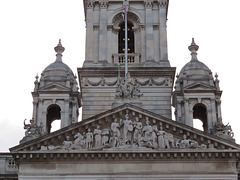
[[12, 150, 240, 162]]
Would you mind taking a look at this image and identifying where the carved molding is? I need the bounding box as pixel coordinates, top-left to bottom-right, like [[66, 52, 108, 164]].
[[83, 77, 171, 87]]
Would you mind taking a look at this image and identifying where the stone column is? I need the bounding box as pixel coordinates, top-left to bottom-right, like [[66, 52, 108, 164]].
[[107, 25, 112, 63], [211, 99, 217, 127], [216, 100, 222, 120], [176, 101, 182, 122], [145, 0, 154, 61], [63, 99, 70, 128], [85, 1, 95, 62], [153, 25, 160, 62], [37, 99, 43, 126], [158, 0, 168, 62], [99, 0, 108, 62], [184, 98, 191, 126], [32, 99, 38, 124], [93, 25, 99, 63], [72, 99, 77, 124], [140, 25, 146, 62]]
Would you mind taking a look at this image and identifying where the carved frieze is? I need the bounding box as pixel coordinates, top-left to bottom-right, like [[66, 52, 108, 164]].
[[82, 76, 171, 87], [39, 113, 208, 152]]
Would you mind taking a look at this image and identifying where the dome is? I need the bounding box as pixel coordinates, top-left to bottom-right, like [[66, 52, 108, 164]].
[[39, 40, 76, 86], [177, 39, 214, 88]]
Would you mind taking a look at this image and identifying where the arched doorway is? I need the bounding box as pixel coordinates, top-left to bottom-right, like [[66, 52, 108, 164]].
[[193, 104, 208, 132], [46, 105, 61, 133]]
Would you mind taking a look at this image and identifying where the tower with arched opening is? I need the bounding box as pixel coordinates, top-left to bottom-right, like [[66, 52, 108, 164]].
[[31, 40, 81, 134], [172, 39, 223, 134]]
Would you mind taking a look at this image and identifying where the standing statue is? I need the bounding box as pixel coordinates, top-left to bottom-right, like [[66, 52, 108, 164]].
[[101, 129, 110, 147], [133, 117, 143, 146], [93, 125, 102, 148], [110, 118, 121, 147], [120, 114, 134, 145], [85, 129, 93, 149]]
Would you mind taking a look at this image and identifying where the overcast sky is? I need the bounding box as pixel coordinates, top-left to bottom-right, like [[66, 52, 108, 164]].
[[0, 0, 239, 152]]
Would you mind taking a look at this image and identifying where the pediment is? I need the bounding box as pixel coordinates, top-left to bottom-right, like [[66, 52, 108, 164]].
[[10, 104, 240, 156], [38, 83, 70, 92], [183, 83, 216, 91]]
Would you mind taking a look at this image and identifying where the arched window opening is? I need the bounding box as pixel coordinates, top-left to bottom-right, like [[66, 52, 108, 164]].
[[193, 104, 208, 132], [118, 22, 134, 53], [46, 105, 61, 133]]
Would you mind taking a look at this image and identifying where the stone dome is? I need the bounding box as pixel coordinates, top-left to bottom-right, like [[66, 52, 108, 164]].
[[176, 39, 215, 88], [39, 40, 77, 87]]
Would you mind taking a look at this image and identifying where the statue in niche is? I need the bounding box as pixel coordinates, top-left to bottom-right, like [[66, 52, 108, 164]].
[[120, 114, 133, 145], [93, 125, 102, 148], [85, 128, 93, 149], [142, 119, 155, 148], [72, 132, 86, 149], [176, 134, 206, 149], [102, 129, 110, 147], [133, 117, 143, 146], [110, 118, 121, 147], [62, 136, 73, 150]]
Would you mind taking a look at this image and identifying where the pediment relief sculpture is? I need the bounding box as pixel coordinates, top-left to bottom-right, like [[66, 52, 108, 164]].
[[39, 113, 209, 152]]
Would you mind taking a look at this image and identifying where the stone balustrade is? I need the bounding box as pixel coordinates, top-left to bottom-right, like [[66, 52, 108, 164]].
[[112, 53, 141, 64]]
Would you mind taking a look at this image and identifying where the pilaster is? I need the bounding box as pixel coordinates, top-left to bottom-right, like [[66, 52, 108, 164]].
[[85, 0, 95, 62], [158, 0, 168, 62], [145, 0, 154, 61], [99, 0, 108, 61]]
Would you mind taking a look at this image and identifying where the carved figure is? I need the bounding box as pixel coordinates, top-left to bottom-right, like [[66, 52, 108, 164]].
[[120, 114, 133, 145], [85, 129, 93, 149], [73, 132, 86, 149], [93, 125, 102, 148], [102, 129, 110, 146], [176, 134, 205, 149], [157, 126, 165, 149], [62, 136, 73, 150], [164, 132, 175, 149], [133, 117, 143, 146], [21, 119, 45, 143], [142, 119, 154, 148], [110, 118, 121, 147]]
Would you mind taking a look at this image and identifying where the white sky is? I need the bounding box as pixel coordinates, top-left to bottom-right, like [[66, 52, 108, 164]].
[[0, 0, 240, 152]]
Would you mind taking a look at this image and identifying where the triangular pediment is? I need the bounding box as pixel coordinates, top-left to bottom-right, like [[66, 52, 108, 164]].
[[10, 103, 240, 155], [38, 83, 70, 92], [183, 82, 216, 91]]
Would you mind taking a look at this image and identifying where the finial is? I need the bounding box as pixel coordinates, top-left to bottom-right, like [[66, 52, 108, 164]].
[[188, 38, 199, 61], [54, 39, 65, 62]]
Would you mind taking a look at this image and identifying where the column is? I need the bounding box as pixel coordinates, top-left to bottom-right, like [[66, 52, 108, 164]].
[[211, 99, 217, 127], [32, 99, 38, 123], [184, 98, 191, 126], [216, 100, 222, 120], [99, 0, 108, 61], [63, 99, 70, 128], [72, 99, 77, 123], [140, 25, 146, 62], [145, 0, 154, 61], [93, 25, 99, 63], [176, 101, 182, 122]]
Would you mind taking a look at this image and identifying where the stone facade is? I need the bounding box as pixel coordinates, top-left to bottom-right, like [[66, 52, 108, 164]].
[[1, 0, 240, 179]]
